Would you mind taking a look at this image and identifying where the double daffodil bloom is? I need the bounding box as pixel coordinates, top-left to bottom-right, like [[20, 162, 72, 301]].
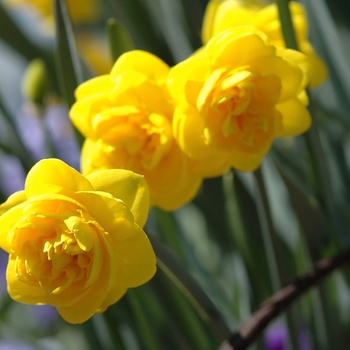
[[202, 0, 327, 87], [70, 50, 202, 211], [0, 159, 156, 324], [168, 27, 311, 173]]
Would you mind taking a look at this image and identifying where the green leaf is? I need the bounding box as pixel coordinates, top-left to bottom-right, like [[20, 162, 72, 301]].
[[107, 18, 134, 62], [0, 94, 35, 172], [148, 234, 231, 340], [126, 289, 163, 350], [54, 0, 83, 107], [0, 4, 45, 60], [0, 4, 59, 94], [152, 207, 186, 262], [104, 0, 174, 64], [303, 0, 350, 115], [151, 269, 213, 350], [271, 140, 315, 199], [54, 0, 84, 147], [225, 171, 271, 302]]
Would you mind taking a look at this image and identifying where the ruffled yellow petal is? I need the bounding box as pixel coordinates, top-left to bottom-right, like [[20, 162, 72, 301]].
[[7, 256, 46, 303], [113, 223, 156, 288], [111, 50, 169, 85], [87, 169, 150, 228], [74, 75, 113, 100], [276, 97, 311, 137], [300, 42, 328, 88], [276, 47, 310, 92], [249, 55, 303, 101], [206, 28, 273, 68], [229, 150, 266, 172], [173, 104, 209, 160], [0, 190, 26, 216], [56, 272, 109, 324], [167, 54, 210, 105], [25, 159, 93, 198], [75, 191, 135, 240], [0, 203, 26, 253], [145, 145, 203, 210], [173, 105, 232, 176], [97, 284, 127, 313], [70, 90, 112, 138]]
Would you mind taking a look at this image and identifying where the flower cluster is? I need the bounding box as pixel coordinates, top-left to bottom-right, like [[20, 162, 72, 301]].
[[71, 15, 315, 183], [0, 0, 327, 324]]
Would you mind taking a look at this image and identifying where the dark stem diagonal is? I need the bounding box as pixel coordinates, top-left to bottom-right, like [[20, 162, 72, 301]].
[[217, 247, 350, 350]]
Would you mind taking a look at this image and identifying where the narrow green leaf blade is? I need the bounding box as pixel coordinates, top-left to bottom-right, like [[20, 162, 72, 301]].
[[107, 18, 134, 62], [54, 0, 84, 146], [54, 0, 83, 106]]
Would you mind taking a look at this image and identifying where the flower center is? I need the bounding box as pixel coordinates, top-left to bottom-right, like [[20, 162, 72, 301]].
[[11, 200, 103, 295], [98, 107, 173, 170], [199, 67, 281, 152]]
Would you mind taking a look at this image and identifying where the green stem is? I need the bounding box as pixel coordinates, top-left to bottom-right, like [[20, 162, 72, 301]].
[[253, 167, 282, 292], [222, 172, 253, 268], [275, 0, 298, 50]]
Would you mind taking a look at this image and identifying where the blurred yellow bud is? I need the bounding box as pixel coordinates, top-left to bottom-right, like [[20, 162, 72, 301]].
[[22, 58, 50, 105]]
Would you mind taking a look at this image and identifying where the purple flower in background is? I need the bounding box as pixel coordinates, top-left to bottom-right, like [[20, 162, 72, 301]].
[[0, 155, 25, 197], [298, 325, 313, 350], [30, 304, 59, 330], [0, 340, 36, 350], [0, 102, 81, 197], [264, 322, 288, 350], [16, 105, 46, 161], [46, 104, 80, 170], [17, 103, 80, 169], [264, 322, 313, 350]]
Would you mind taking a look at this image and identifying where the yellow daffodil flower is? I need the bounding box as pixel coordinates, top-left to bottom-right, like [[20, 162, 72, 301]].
[[202, 0, 327, 87], [0, 158, 156, 324], [4, 0, 100, 25], [70, 50, 202, 211], [168, 27, 311, 173]]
